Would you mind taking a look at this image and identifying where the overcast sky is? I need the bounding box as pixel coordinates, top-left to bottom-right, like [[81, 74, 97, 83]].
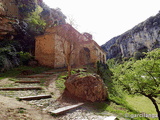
[[43, 0, 160, 45]]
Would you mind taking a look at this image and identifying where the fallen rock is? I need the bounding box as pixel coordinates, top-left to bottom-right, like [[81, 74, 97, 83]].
[[65, 73, 108, 102]]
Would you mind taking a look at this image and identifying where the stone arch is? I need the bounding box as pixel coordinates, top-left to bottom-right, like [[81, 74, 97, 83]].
[[79, 47, 91, 65]]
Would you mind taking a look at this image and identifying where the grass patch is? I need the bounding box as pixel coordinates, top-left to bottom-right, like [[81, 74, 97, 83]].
[[56, 73, 67, 91], [102, 101, 150, 120], [0, 65, 52, 78], [0, 77, 5, 80], [126, 95, 160, 114], [55, 78, 66, 91], [105, 94, 160, 120], [17, 107, 26, 113], [8, 78, 19, 82], [39, 78, 46, 86]]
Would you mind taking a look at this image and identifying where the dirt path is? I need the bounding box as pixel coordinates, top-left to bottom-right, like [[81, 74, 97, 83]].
[[0, 70, 120, 120], [0, 71, 60, 120], [0, 95, 53, 120], [45, 73, 61, 99]]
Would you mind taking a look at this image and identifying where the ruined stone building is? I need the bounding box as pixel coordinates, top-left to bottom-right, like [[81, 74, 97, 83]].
[[35, 24, 106, 68], [0, 0, 106, 68]]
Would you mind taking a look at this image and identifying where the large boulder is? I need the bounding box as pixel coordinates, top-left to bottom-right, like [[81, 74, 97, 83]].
[[65, 73, 108, 102]]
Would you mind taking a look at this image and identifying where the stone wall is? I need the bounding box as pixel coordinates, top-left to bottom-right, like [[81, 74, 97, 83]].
[[35, 24, 106, 68], [80, 40, 106, 64], [54, 34, 66, 68], [35, 34, 55, 67]]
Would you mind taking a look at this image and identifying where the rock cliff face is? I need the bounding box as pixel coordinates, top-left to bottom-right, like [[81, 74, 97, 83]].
[[0, 0, 66, 39], [0, 0, 66, 71], [39, 3, 66, 27], [102, 11, 160, 59]]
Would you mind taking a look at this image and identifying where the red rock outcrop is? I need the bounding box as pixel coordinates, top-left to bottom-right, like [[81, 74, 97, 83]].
[[65, 73, 108, 102]]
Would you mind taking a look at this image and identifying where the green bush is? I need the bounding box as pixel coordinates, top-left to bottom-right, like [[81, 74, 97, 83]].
[[0, 46, 19, 71], [96, 62, 123, 100], [18, 51, 33, 65], [97, 60, 130, 108], [134, 51, 145, 60]]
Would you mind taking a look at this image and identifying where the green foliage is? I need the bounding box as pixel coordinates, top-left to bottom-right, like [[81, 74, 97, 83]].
[[17, 107, 26, 113], [106, 59, 119, 69], [96, 61, 126, 105], [112, 48, 160, 118], [0, 45, 19, 71], [26, 5, 46, 34], [133, 51, 145, 60], [8, 78, 19, 82], [56, 77, 66, 91], [71, 70, 76, 74], [18, 51, 33, 65], [113, 49, 160, 96]]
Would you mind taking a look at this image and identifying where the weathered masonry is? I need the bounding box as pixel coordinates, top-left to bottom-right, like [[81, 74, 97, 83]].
[[35, 24, 106, 68]]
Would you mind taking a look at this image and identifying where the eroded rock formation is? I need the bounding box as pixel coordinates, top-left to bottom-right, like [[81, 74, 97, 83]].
[[65, 73, 108, 102], [102, 11, 160, 59], [0, 0, 67, 71]]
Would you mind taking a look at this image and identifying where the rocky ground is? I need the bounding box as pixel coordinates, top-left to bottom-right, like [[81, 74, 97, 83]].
[[0, 70, 121, 120]]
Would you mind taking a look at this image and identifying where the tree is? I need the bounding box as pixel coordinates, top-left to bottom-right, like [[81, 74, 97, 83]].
[[55, 24, 81, 77], [113, 48, 160, 119]]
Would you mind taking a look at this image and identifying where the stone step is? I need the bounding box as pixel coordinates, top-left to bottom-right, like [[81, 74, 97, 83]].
[[41, 72, 55, 75], [26, 74, 49, 78], [0, 87, 42, 91], [15, 80, 40, 84], [18, 95, 52, 101], [50, 103, 84, 115]]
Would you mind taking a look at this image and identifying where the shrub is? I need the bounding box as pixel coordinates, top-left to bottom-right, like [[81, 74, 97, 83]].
[[133, 51, 145, 60], [0, 46, 19, 71], [18, 51, 33, 65]]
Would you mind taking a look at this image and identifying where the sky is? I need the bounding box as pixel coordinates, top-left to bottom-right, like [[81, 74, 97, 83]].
[[43, 0, 160, 45]]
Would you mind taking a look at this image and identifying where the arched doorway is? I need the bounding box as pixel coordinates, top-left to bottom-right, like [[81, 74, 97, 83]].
[[79, 47, 90, 65]]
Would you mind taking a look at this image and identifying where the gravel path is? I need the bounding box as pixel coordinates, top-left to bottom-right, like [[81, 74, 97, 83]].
[[0, 72, 121, 120]]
